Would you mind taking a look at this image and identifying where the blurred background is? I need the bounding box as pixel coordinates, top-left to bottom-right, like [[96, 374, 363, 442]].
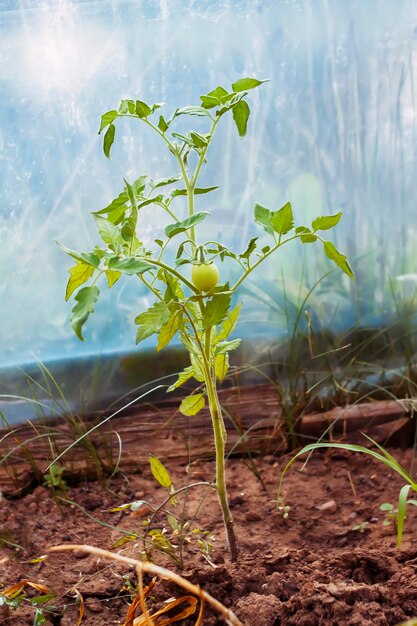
[[2, 0, 417, 423]]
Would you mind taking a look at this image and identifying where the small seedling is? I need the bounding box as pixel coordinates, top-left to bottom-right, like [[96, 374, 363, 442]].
[[43, 463, 67, 494], [59, 78, 353, 560], [380, 502, 397, 527], [110, 455, 215, 568], [351, 521, 369, 533]]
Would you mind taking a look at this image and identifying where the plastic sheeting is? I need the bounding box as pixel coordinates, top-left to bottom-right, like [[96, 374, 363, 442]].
[[1, 0, 417, 421]]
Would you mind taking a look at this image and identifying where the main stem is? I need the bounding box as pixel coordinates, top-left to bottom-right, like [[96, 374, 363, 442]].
[[178, 118, 237, 560], [204, 354, 238, 562]]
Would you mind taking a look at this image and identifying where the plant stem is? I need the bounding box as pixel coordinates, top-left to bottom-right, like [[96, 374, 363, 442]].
[[205, 369, 238, 561], [182, 308, 238, 561]]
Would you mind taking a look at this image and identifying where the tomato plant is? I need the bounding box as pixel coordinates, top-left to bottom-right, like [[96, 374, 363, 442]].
[[59, 77, 353, 561]]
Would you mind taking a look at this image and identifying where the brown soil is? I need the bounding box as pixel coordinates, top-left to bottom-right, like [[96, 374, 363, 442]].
[[1, 447, 417, 625]]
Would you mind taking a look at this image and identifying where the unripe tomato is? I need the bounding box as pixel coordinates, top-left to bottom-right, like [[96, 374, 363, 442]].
[[192, 262, 219, 292]]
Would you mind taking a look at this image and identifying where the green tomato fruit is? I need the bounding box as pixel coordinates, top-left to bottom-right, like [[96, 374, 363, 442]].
[[192, 262, 219, 292]]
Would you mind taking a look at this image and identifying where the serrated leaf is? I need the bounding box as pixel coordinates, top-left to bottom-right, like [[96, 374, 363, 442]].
[[270, 202, 294, 235], [157, 312, 180, 351], [105, 269, 121, 288], [215, 353, 229, 382], [323, 241, 354, 279], [103, 123, 115, 158], [295, 226, 310, 234], [65, 261, 95, 301], [165, 211, 209, 238], [202, 294, 231, 329], [71, 286, 100, 341], [232, 99, 250, 137], [135, 100, 152, 118], [240, 237, 258, 259], [254, 203, 274, 235], [232, 77, 268, 92], [135, 301, 171, 344], [94, 215, 123, 246], [215, 338, 241, 355], [167, 366, 195, 392], [98, 109, 118, 133], [149, 455, 172, 488], [217, 305, 241, 341], [107, 256, 154, 275], [179, 394, 205, 416], [171, 186, 219, 198], [312, 212, 342, 231]]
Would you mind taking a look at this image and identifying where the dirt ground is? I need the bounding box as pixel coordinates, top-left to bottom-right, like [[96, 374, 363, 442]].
[[1, 446, 417, 625]]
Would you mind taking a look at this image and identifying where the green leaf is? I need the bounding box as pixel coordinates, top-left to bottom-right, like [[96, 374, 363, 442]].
[[158, 115, 169, 132], [71, 286, 100, 341], [200, 86, 229, 109], [94, 215, 123, 246], [217, 305, 241, 341], [312, 212, 342, 231], [202, 293, 231, 329], [137, 195, 164, 209], [171, 132, 195, 147], [232, 100, 250, 137], [166, 366, 195, 392], [179, 393, 206, 416], [174, 106, 213, 116], [231, 77, 268, 92], [240, 237, 258, 259], [171, 185, 219, 198], [135, 100, 152, 118], [103, 123, 115, 158], [65, 261, 95, 301], [165, 211, 209, 238], [94, 191, 129, 216], [271, 202, 294, 235], [397, 483, 412, 546], [215, 338, 241, 355], [300, 233, 317, 243], [105, 269, 121, 288], [171, 186, 219, 198], [190, 352, 205, 382], [157, 312, 180, 351], [149, 174, 181, 189], [57, 242, 101, 268], [149, 455, 172, 488], [98, 109, 118, 133], [254, 203, 274, 235], [135, 301, 171, 344], [118, 99, 135, 114], [215, 353, 229, 382], [107, 256, 154, 275], [190, 131, 208, 148], [323, 241, 354, 279]]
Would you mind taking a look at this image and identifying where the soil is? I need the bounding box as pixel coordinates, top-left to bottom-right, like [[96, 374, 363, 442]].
[[1, 447, 417, 625]]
